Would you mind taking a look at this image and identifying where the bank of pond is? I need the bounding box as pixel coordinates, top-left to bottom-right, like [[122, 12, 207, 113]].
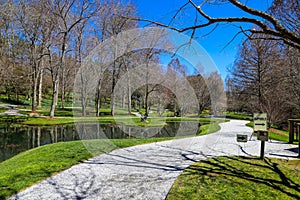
[[0, 120, 216, 162]]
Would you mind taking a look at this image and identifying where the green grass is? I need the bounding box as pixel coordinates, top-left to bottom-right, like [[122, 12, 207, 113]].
[[0, 115, 28, 123], [0, 138, 173, 199], [246, 121, 254, 127], [38, 108, 75, 117], [0, 95, 29, 106], [198, 123, 222, 135], [0, 108, 6, 113], [225, 112, 252, 120], [22, 117, 75, 125], [112, 116, 166, 127], [268, 131, 298, 145], [167, 156, 300, 200], [268, 131, 289, 143], [21, 116, 117, 126], [19, 115, 226, 126], [196, 118, 228, 135]]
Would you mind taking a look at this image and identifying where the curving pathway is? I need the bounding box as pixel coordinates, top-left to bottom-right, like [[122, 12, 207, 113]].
[[9, 120, 298, 200], [0, 104, 27, 116]]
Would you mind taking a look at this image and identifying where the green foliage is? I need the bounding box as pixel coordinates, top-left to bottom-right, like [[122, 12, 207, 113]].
[[167, 156, 300, 200]]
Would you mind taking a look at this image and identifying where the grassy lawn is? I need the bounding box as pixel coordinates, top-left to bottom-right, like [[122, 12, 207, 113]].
[[0, 138, 173, 199], [198, 123, 222, 135], [7, 114, 226, 127], [22, 117, 75, 125], [0, 108, 6, 113], [225, 112, 252, 120], [167, 156, 300, 200]]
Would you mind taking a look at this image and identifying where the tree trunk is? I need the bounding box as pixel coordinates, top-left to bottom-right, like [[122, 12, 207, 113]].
[[144, 61, 149, 118], [96, 79, 101, 117], [111, 94, 115, 116], [145, 84, 149, 118], [122, 88, 126, 109], [81, 94, 86, 117], [111, 61, 116, 116], [80, 71, 87, 117], [127, 77, 131, 115], [31, 72, 38, 113], [198, 102, 202, 117], [61, 68, 65, 109], [157, 99, 161, 116], [50, 80, 58, 118], [38, 68, 43, 108], [53, 79, 58, 106]]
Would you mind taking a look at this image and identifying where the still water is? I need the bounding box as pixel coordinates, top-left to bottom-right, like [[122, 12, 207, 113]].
[[0, 121, 201, 162]]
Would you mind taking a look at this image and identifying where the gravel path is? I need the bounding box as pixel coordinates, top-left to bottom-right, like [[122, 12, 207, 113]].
[[0, 104, 27, 116], [9, 120, 298, 200]]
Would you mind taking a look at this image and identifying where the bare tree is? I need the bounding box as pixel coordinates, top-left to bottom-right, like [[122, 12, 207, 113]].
[[166, 58, 188, 116], [0, 2, 29, 102], [93, 0, 137, 116], [48, 0, 97, 118], [284, 46, 300, 117], [229, 38, 283, 111], [14, 1, 53, 112], [227, 36, 292, 124], [206, 72, 226, 115], [136, 0, 299, 49], [188, 74, 210, 116]]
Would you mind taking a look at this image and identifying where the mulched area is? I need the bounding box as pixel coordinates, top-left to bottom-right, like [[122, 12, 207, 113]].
[[268, 128, 289, 136]]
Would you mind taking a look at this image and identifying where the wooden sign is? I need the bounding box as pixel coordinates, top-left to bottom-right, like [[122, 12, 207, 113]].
[[257, 131, 269, 141], [237, 134, 248, 142], [253, 113, 267, 131]]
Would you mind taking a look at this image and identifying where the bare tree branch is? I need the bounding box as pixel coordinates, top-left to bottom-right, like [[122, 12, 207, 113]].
[[124, 0, 300, 50]]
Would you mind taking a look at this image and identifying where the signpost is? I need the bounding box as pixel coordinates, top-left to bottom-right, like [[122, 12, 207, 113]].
[[253, 113, 267, 132], [257, 131, 269, 141], [253, 113, 268, 159], [237, 134, 248, 143]]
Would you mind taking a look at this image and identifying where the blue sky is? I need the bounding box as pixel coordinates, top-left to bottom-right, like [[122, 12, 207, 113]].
[[134, 0, 272, 81]]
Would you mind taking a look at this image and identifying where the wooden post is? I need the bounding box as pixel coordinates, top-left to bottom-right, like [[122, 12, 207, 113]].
[[297, 123, 300, 141], [298, 132, 300, 158], [260, 140, 265, 160], [298, 123, 300, 158], [288, 120, 294, 144], [257, 131, 268, 160]]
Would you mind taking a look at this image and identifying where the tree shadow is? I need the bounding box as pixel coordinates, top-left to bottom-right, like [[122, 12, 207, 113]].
[[184, 156, 300, 199], [10, 164, 98, 200], [285, 147, 299, 153]]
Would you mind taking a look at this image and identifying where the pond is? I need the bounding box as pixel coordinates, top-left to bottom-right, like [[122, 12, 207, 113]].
[[0, 121, 202, 162]]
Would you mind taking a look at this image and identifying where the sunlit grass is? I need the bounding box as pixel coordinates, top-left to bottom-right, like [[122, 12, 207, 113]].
[[167, 156, 300, 200]]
